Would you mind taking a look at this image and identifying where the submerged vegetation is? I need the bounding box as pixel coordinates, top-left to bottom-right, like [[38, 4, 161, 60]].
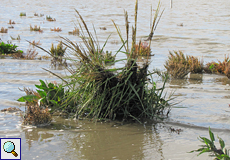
[[190, 127, 230, 160]]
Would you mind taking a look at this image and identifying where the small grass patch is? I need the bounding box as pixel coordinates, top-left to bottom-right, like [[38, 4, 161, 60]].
[[29, 40, 41, 47], [50, 41, 67, 66], [8, 20, 16, 25], [50, 27, 62, 32], [10, 35, 20, 40], [0, 27, 8, 33], [12, 48, 38, 60], [20, 12, 26, 16], [68, 27, 79, 35], [46, 15, 56, 21], [30, 25, 43, 32]]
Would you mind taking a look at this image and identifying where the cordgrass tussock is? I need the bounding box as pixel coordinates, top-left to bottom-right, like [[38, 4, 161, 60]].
[[18, 0, 172, 123], [164, 50, 190, 79]]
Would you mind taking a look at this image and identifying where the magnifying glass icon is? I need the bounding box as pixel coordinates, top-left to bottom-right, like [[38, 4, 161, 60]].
[[3, 141, 18, 157]]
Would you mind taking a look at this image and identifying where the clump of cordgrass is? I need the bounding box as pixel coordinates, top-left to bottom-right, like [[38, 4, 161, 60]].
[[8, 20, 15, 25], [20, 12, 26, 16], [204, 56, 230, 74], [188, 56, 203, 73], [0, 27, 8, 33], [204, 56, 230, 79], [46, 15, 56, 21], [50, 27, 62, 32], [30, 25, 43, 32], [68, 27, 79, 35], [134, 41, 153, 56], [50, 41, 67, 66], [32, 0, 171, 123], [164, 50, 190, 79]]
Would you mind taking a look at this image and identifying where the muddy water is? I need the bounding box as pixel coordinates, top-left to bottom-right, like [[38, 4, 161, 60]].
[[1, 0, 230, 159]]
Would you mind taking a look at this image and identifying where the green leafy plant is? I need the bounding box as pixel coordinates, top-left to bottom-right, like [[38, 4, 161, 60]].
[[18, 80, 65, 109], [190, 127, 230, 160], [0, 41, 23, 54], [17, 87, 52, 126]]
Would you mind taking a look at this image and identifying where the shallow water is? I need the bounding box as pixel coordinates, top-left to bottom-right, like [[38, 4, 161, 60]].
[[1, 0, 230, 159]]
